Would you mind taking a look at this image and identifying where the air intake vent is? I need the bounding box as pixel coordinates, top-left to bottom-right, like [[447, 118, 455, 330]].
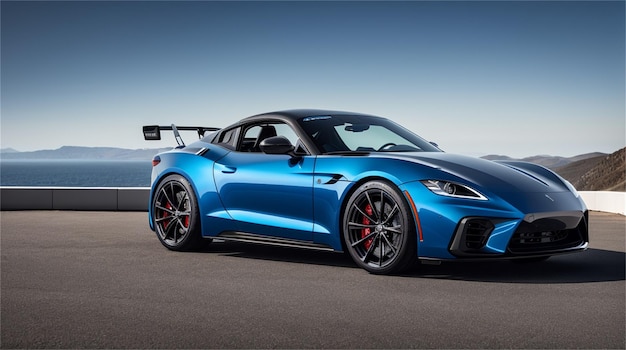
[[464, 220, 494, 249], [449, 218, 496, 256]]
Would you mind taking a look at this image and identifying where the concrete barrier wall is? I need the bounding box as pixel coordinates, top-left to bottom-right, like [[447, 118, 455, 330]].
[[579, 191, 626, 216], [1, 187, 624, 216], [0, 187, 150, 211]]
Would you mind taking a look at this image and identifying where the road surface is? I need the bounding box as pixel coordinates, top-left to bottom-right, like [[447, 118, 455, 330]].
[[1, 211, 624, 348]]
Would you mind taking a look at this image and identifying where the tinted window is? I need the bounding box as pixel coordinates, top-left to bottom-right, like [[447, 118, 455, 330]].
[[215, 127, 240, 150], [238, 122, 303, 153]]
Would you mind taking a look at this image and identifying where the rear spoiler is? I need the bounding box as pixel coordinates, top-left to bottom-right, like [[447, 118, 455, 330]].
[[143, 124, 220, 147]]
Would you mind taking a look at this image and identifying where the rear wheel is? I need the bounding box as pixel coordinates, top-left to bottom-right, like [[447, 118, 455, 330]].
[[152, 174, 206, 251], [343, 181, 417, 274]]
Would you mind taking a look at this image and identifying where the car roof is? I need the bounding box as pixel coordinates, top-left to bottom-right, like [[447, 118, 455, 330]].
[[241, 109, 380, 123]]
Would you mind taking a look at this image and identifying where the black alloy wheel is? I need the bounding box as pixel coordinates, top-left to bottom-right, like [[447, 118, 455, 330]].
[[343, 181, 417, 274], [152, 174, 205, 251]]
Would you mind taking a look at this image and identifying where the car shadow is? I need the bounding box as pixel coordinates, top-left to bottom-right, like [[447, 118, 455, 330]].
[[202, 242, 625, 284], [405, 248, 625, 284], [202, 240, 358, 269]]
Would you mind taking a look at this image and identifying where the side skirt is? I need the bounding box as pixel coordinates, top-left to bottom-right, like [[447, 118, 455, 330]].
[[217, 231, 336, 252]]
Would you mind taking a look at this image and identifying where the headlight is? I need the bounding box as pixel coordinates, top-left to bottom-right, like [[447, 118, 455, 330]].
[[420, 180, 487, 200]]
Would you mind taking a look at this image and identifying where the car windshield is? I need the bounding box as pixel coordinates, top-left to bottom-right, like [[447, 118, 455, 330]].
[[297, 114, 441, 154]]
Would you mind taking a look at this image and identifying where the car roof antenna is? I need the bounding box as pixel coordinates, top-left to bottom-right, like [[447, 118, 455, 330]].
[[172, 124, 185, 148]]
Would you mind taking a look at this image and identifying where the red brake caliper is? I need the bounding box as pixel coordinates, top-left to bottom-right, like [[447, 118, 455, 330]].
[[361, 204, 374, 250], [161, 202, 172, 229], [183, 209, 189, 228], [181, 195, 190, 228]]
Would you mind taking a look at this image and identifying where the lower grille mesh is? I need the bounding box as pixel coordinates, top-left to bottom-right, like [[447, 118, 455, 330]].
[[508, 219, 586, 254]]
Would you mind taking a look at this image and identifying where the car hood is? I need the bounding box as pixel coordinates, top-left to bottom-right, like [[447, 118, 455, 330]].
[[382, 152, 569, 194]]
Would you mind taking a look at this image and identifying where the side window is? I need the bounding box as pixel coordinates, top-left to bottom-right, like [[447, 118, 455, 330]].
[[240, 125, 262, 152], [273, 124, 299, 146], [237, 122, 305, 153], [215, 127, 240, 150]]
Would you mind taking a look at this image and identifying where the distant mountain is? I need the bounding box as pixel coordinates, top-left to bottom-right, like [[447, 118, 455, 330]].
[[556, 148, 625, 192], [0, 146, 171, 160], [481, 152, 607, 170], [481, 154, 514, 161], [483, 149, 624, 192], [520, 155, 576, 169], [0, 148, 19, 154]]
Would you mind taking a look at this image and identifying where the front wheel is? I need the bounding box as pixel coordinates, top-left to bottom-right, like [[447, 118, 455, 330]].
[[343, 181, 417, 274], [152, 174, 206, 251]]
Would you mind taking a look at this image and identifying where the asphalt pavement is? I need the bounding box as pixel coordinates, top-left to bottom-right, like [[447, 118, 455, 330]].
[[1, 211, 624, 349]]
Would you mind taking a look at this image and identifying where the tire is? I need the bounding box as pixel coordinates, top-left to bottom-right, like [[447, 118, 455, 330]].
[[152, 174, 206, 251], [343, 181, 417, 274]]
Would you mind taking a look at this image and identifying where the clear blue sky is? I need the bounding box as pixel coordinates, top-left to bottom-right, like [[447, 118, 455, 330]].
[[2, 1, 624, 158]]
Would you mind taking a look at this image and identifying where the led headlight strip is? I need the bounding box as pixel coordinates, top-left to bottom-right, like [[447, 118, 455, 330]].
[[420, 180, 487, 200]]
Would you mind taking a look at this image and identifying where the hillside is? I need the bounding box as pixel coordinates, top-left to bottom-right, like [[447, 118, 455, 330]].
[[556, 148, 625, 192], [485, 150, 624, 192]]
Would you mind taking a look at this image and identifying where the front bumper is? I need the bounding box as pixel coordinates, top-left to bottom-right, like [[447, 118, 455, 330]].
[[448, 210, 589, 258], [399, 181, 589, 260]]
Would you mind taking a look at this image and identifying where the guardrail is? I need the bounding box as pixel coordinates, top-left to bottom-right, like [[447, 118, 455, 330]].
[[1, 187, 624, 216]]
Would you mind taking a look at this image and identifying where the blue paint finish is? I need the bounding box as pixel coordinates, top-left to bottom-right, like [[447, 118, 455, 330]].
[[485, 220, 520, 254], [212, 152, 315, 240]]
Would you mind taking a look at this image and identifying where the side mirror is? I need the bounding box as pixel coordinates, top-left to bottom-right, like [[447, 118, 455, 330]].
[[259, 136, 295, 155]]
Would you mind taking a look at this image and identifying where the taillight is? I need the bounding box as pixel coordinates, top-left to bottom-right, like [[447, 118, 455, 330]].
[[152, 155, 161, 167]]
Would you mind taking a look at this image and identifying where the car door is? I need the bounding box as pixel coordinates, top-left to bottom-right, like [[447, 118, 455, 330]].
[[213, 121, 315, 241]]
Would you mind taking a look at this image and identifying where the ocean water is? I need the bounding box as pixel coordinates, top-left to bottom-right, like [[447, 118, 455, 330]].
[[0, 160, 152, 187]]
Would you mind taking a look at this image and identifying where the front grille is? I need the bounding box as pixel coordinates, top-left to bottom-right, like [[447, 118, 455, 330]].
[[508, 218, 586, 254]]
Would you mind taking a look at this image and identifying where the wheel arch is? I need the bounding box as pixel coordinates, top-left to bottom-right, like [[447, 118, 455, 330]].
[[339, 176, 419, 273], [150, 169, 216, 251], [149, 169, 204, 232], [337, 175, 418, 254]]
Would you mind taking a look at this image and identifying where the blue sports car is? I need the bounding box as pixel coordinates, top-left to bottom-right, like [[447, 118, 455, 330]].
[[143, 109, 588, 274]]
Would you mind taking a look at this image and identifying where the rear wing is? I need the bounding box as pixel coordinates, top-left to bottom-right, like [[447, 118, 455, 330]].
[[143, 124, 220, 147]]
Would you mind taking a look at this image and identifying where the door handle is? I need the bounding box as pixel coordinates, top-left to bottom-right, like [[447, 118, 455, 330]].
[[215, 164, 237, 174]]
